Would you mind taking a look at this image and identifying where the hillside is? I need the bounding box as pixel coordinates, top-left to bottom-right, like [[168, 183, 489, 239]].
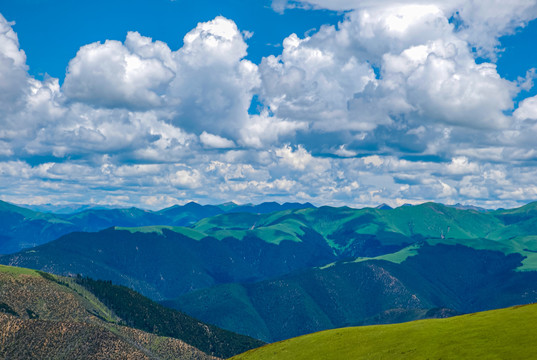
[[0, 265, 262, 359], [164, 243, 537, 342], [0, 226, 337, 299], [73, 277, 264, 358], [231, 302, 537, 360]]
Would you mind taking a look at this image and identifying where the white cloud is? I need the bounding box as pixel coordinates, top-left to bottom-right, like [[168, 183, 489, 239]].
[[261, 3, 517, 138], [275, 144, 330, 172], [2, 7, 537, 210], [170, 168, 202, 189], [200, 131, 236, 149], [277, 0, 537, 55], [363, 155, 384, 167], [166, 16, 261, 141], [514, 95, 537, 120], [240, 111, 307, 148], [445, 156, 479, 176], [63, 32, 175, 109], [259, 31, 377, 131], [0, 14, 28, 113]]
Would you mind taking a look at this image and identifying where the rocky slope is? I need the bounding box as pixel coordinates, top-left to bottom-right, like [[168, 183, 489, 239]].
[[0, 265, 261, 359]]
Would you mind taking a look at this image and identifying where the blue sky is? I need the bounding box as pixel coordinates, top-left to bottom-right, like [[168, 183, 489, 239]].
[[1, 0, 342, 80], [1, 0, 537, 210]]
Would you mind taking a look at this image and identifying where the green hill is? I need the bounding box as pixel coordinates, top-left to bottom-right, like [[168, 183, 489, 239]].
[[0, 265, 262, 359], [231, 302, 537, 360]]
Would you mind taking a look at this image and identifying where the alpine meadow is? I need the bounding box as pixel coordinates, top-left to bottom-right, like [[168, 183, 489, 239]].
[[2, 0, 537, 359]]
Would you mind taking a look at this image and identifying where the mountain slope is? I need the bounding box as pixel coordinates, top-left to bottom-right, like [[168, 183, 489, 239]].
[[164, 243, 537, 342], [231, 302, 537, 360], [0, 226, 336, 300], [0, 315, 216, 360], [73, 277, 264, 358], [0, 265, 262, 359]]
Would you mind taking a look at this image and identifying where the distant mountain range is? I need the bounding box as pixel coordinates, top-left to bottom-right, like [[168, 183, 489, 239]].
[[0, 200, 314, 254], [3, 201, 537, 342], [0, 265, 262, 359]]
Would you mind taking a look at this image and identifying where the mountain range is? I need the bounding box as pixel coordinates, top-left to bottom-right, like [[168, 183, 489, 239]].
[[0, 200, 314, 254], [2, 200, 537, 342]]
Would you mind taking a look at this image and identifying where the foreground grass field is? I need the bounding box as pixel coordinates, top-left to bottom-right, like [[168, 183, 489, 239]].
[[231, 303, 537, 360]]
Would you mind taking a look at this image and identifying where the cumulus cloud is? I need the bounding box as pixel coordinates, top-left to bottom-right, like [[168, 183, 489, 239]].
[[0, 15, 66, 148], [63, 32, 175, 109], [168, 16, 260, 139], [239, 111, 307, 148], [61, 17, 275, 148], [275, 0, 537, 55], [0, 14, 29, 113], [514, 95, 537, 120], [261, 3, 517, 139], [260, 31, 377, 131], [2, 5, 537, 210]]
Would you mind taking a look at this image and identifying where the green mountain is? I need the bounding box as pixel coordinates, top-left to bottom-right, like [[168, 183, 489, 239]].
[[0, 225, 337, 300], [231, 302, 537, 360], [0, 200, 315, 254], [0, 265, 262, 359], [4, 202, 537, 299], [3, 202, 537, 342]]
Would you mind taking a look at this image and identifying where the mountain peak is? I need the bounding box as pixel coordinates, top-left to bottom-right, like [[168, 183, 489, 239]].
[[376, 203, 393, 210]]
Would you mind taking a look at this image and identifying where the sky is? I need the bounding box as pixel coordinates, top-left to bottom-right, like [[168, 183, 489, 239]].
[[1, 0, 537, 210]]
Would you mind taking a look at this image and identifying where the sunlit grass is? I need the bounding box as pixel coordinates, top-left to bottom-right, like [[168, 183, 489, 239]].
[[232, 303, 537, 360]]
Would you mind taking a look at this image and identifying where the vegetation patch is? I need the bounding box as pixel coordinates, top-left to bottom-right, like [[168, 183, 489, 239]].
[[0, 303, 18, 317]]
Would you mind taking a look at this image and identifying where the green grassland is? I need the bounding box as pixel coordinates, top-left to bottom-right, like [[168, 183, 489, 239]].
[[232, 303, 537, 360], [115, 225, 207, 240], [0, 264, 39, 276]]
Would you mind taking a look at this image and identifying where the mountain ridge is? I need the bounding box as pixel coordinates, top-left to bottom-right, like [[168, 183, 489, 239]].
[[0, 199, 315, 254]]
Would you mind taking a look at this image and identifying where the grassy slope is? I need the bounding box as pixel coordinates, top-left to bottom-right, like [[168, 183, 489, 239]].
[[190, 202, 537, 270], [232, 303, 537, 360], [0, 199, 314, 254]]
